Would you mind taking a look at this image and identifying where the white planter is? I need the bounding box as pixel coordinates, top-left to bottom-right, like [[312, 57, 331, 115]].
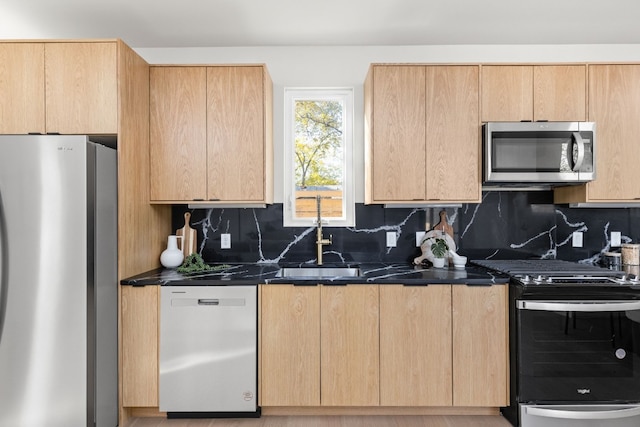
[[431, 257, 446, 268], [160, 235, 184, 268]]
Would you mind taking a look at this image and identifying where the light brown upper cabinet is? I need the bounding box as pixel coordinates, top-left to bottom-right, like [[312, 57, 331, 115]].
[[0, 43, 45, 134], [364, 65, 481, 204], [45, 42, 118, 134], [0, 41, 117, 134], [150, 67, 208, 201], [555, 64, 640, 204], [149, 65, 273, 205], [481, 65, 587, 122]]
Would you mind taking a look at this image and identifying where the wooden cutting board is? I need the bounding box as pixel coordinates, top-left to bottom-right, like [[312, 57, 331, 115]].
[[433, 210, 454, 240], [176, 212, 197, 257]]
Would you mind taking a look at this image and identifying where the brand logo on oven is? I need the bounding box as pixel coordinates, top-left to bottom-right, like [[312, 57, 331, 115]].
[[577, 388, 591, 395]]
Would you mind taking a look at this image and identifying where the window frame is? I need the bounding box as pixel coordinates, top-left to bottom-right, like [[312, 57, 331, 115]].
[[283, 87, 355, 227]]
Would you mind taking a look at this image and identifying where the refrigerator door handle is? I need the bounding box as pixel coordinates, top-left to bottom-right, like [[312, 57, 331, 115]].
[[0, 189, 8, 344]]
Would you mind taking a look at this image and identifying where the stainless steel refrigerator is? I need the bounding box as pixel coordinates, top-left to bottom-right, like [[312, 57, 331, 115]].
[[0, 135, 118, 427]]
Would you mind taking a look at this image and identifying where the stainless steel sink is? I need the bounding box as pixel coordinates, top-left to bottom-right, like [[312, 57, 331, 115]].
[[275, 267, 361, 279]]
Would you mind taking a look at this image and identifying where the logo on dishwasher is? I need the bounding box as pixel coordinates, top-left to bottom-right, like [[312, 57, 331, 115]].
[[243, 391, 254, 401], [577, 389, 591, 395]]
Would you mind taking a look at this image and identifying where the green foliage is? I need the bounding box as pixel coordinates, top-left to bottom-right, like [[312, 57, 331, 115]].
[[430, 238, 449, 258], [294, 100, 343, 188], [177, 253, 231, 274]]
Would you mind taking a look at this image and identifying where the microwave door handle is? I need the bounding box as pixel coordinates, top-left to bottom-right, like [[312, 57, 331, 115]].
[[572, 132, 585, 171], [526, 405, 640, 420]]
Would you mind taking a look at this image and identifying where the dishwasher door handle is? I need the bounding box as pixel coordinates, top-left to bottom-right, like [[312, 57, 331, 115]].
[[196, 298, 246, 307]]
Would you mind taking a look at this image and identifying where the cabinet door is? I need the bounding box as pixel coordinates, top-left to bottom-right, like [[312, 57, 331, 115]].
[[207, 66, 265, 202], [370, 66, 426, 202], [586, 65, 640, 201], [380, 285, 452, 406], [425, 66, 480, 202], [260, 285, 321, 406], [321, 285, 379, 406], [121, 285, 159, 407], [481, 65, 533, 122], [452, 285, 508, 407], [45, 42, 117, 134], [149, 67, 207, 202], [0, 43, 45, 134], [534, 65, 587, 122]]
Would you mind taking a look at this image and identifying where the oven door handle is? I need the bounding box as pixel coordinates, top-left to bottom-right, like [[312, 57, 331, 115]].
[[526, 405, 640, 420], [517, 300, 640, 312]]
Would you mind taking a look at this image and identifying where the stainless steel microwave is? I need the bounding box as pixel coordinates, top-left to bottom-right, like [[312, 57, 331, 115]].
[[483, 121, 596, 185]]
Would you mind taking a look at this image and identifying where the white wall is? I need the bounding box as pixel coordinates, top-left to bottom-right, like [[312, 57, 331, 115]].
[[135, 44, 640, 203]]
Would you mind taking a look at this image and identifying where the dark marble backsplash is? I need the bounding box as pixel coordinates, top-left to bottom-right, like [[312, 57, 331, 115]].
[[171, 191, 640, 265]]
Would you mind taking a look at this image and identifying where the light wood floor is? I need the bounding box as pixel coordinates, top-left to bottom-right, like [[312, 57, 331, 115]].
[[125, 415, 512, 427]]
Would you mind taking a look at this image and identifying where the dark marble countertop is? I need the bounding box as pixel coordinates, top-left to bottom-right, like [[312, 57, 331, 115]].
[[121, 262, 509, 286]]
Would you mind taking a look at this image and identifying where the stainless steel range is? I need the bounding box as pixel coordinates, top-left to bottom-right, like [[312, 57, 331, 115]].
[[472, 259, 640, 427]]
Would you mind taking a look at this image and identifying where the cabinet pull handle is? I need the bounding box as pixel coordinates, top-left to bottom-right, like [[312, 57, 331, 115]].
[[192, 198, 204, 201], [209, 198, 221, 201]]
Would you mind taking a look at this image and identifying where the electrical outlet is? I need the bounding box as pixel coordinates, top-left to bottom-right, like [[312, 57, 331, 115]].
[[572, 231, 583, 248], [386, 231, 397, 248], [611, 231, 622, 247], [221, 233, 231, 249], [416, 231, 426, 247]]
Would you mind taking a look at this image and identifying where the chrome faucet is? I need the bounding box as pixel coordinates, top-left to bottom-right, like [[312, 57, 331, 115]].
[[315, 195, 332, 265]]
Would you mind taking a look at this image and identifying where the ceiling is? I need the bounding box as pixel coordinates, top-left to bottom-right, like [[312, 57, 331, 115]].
[[2, 0, 639, 48]]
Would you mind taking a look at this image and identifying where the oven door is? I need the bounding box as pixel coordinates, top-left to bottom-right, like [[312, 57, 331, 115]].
[[517, 300, 640, 403]]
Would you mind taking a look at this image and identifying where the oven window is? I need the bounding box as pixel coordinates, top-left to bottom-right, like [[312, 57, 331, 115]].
[[518, 306, 640, 402]]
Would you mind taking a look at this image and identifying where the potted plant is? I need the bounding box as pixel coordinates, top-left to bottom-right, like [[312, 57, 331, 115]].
[[430, 238, 449, 268]]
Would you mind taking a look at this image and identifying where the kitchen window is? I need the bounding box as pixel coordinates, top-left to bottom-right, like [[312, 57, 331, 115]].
[[283, 88, 354, 227]]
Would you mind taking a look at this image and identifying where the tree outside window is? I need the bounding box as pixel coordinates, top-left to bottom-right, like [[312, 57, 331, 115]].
[[284, 89, 354, 227]]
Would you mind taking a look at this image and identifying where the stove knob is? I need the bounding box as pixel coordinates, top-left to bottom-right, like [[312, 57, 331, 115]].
[[523, 275, 531, 283], [535, 275, 545, 282]]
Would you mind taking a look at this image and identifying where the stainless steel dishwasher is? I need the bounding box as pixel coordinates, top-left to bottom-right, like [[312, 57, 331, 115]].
[[159, 285, 259, 417]]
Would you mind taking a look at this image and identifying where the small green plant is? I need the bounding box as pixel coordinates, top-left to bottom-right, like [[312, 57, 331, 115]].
[[430, 238, 449, 258]]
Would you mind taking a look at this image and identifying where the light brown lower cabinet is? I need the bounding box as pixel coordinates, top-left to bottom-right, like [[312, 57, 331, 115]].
[[121, 285, 159, 407], [452, 285, 509, 407], [260, 284, 379, 407], [379, 285, 452, 406], [260, 284, 321, 406], [259, 283, 508, 408], [321, 285, 379, 406]]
